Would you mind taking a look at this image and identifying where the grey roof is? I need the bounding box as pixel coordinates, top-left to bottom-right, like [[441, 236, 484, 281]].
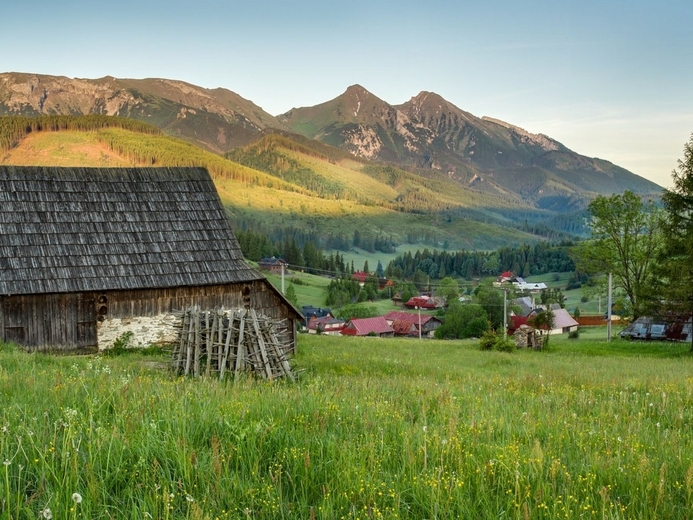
[[0, 166, 263, 295]]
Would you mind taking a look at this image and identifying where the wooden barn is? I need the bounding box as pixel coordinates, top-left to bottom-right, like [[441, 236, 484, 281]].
[[0, 166, 301, 352]]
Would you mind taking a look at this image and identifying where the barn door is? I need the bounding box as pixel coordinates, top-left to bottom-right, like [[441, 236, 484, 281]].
[[75, 293, 97, 348], [2, 299, 27, 344]]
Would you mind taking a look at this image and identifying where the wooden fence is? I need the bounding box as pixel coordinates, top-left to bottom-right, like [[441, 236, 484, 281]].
[[172, 308, 294, 380], [577, 315, 624, 326]]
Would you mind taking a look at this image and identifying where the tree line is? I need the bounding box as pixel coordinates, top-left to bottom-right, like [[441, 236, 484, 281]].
[[0, 115, 160, 153], [385, 242, 576, 282]]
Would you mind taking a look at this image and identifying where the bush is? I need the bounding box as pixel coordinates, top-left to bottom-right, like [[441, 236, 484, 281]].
[[580, 295, 589, 303], [478, 330, 496, 351], [494, 337, 516, 353], [464, 317, 490, 338], [568, 329, 580, 339], [478, 330, 515, 352], [104, 331, 134, 356]]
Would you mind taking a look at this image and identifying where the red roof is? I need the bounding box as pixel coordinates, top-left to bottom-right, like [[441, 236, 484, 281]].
[[509, 315, 529, 333], [391, 320, 418, 336], [352, 271, 369, 283], [307, 316, 345, 331], [404, 295, 441, 309], [384, 310, 435, 326], [341, 317, 394, 336]]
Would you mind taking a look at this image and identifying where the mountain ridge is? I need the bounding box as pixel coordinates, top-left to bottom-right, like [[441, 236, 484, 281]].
[[0, 72, 661, 211]]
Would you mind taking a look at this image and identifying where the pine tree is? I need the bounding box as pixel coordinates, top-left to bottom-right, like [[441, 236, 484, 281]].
[[659, 133, 693, 349]]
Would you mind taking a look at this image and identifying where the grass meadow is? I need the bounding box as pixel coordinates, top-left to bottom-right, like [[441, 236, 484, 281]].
[[1, 331, 693, 519]]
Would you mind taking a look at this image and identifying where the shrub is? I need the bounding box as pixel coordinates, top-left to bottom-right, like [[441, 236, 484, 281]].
[[478, 330, 515, 352], [494, 337, 516, 353], [478, 330, 497, 351], [568, 329, 580, 339], [464, 317, 490, 338], [580, 295, 589, 303], [105, 331, 134, 356]]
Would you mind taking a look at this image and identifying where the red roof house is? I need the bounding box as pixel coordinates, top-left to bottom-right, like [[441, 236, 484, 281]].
[[307, 316, 346, 335], [404, 295, 444, 310], [391, 320, 418, 336], [384, 310, 442, 337], [341, 317, 395, 337], [351, 271, 370, 285]]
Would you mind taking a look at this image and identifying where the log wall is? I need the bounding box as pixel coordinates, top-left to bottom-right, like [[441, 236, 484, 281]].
[[0, 280, 299, 352]]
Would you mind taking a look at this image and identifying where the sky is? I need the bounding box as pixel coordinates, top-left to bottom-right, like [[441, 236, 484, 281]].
[[2, 0, 691, 187]]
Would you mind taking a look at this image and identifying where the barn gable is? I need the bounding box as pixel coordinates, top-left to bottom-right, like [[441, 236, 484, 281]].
[[0, 166, 300, 350]]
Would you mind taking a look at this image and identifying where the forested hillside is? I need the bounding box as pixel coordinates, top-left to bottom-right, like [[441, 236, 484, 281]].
[[1, 115, 552, 251]]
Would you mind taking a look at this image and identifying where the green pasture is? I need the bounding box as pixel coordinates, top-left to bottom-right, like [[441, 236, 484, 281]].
[[1, 331, 692, 519]]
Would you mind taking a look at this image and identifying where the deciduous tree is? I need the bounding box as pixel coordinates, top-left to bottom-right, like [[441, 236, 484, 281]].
[[572, 191, 663, 318]]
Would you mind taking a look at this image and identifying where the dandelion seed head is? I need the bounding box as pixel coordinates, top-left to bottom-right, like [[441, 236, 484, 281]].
[[41, 508, 53, 519], [72, 493, 82, 504]]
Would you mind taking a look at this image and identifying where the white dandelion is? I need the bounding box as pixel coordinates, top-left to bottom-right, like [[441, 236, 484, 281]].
[[72, 492, 82, 504]]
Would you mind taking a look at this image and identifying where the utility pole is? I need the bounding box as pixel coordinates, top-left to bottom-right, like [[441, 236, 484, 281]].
[[607, 273, 612, 342], [417, 306, 422, 340], [503, 289, 507, 341], [281, 262, 285, 294]]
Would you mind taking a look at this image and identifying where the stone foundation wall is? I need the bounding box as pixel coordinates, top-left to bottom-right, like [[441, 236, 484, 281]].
[[97, 313, 179, 350]]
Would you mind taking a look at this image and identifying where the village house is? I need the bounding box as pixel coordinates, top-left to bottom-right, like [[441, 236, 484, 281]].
[[494, 271, 547, 292], [351, 271, 370, 286], [384, 310, 442, 338], [509, 306, 578, 336], [341, 316, 395, 337], [306, 315, 346, 335], [404, 294, 445, 310], [258, 256, 288, 275], [0, 166, 301, 351]]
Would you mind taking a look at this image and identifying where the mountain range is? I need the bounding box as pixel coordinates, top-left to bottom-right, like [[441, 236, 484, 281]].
[[0, 72, 664, 251], [0, 73, 660, 209]]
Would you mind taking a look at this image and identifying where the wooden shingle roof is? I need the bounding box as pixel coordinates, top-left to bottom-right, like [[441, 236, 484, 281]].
[[0, 166, 263, 295]]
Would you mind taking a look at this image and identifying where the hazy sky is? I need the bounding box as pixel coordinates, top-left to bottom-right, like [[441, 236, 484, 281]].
[[2, 0, 691, 187]]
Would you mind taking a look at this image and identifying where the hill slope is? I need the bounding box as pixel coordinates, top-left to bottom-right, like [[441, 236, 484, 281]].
[[0, 116, 548, 250]]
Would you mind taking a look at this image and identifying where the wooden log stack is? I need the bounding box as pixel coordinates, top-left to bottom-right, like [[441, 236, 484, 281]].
[[172, 307, 294, 380]]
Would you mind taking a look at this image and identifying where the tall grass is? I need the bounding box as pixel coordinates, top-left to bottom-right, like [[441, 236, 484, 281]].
[[1, 336, 692, 519]]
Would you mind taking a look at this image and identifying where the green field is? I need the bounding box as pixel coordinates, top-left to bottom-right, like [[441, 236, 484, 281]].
[[1, 331, 692, 519]]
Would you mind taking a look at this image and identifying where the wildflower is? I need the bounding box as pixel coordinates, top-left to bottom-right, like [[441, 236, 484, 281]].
[[186, 494, 194, 503], [422, 425, 427, 433], [3, 459, 10, 466], [72, 493, 82, 504], [41, 508, 53, 519]]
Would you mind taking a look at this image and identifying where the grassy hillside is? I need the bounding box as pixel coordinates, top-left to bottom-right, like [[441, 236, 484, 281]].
[[0, 115, 548, 250]]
